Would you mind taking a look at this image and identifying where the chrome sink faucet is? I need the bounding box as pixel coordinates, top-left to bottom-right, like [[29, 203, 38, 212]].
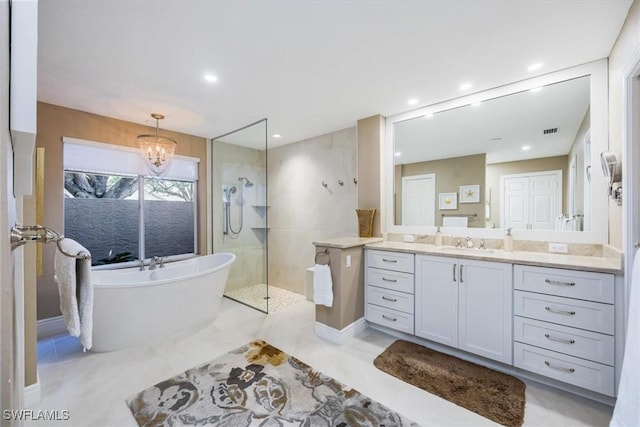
[[466, 237, 474, 248], [139, 260, 145, 271], [455, 237, 463, 248]]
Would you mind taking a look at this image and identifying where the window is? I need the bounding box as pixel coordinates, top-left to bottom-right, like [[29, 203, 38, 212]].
[[62, 137, 199, 267]]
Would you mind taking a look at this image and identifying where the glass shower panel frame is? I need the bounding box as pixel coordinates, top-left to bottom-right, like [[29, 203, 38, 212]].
[[211, 119, 269, 313]]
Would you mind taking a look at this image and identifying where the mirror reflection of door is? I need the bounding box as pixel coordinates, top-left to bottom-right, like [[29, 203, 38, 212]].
[[402, 173, 435, 226], [500, 170, 562, 230]]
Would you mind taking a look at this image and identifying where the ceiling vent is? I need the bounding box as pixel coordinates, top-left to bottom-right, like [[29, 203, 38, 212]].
[[543, 128, 558, 135]]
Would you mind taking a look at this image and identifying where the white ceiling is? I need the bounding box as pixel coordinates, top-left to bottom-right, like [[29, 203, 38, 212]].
[[37, 1, 632, 149]]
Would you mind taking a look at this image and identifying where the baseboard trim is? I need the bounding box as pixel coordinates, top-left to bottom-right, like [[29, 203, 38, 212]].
[[37, 315, 67, 339], [315, 318, 367, 345], [23, 374, 40, 408]]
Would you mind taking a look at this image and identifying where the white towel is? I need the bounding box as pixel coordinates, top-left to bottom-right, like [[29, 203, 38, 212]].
[[442, 216, 468, 227], [611, 250, 640, 427], [313, 264, 334, 308], [54, 238, 93, 351]]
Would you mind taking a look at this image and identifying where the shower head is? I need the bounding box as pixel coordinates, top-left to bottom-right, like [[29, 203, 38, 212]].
[[239, 177, 254, 188]]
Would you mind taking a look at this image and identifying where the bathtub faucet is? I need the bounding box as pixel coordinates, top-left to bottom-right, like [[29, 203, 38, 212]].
[[149, 256, 164, 270]]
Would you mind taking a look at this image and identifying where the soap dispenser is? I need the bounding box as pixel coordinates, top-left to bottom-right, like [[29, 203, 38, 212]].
[[504, 228, 514, 252], [435, 226, 443, 246]]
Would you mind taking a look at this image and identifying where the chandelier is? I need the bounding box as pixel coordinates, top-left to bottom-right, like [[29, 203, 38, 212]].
[[137, 113, 177, 176]]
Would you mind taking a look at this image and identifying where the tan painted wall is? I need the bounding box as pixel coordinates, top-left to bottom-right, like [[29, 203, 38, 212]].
[[357, 116, 383, 237], [36, 102, 207, 320], [396, 154, 486, 227], [608, 0, 640, 249], [485, 155, 568, 228]]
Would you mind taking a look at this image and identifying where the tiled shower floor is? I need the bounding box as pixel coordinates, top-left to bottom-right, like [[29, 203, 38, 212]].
[[224, 284, 307, 313]]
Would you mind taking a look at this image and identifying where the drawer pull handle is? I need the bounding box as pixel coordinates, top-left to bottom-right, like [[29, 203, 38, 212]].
[[382, 314, 397, 322], [382, 277, 398, 283], [545, 333, 576, 344], [545, 279, 576, 287], [545, 306, 576, 316], [382, 258, 398, 263], [544, 360, 575, 373], [382, 296, 398, 302]]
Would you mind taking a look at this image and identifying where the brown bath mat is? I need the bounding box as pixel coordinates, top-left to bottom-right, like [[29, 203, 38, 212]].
[[374, 340, 525, 427]]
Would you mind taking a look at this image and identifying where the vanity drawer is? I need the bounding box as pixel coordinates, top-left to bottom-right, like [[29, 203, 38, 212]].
[[514, 265, 614, 304], [366, 304, 414, 335], [367, 285, 414, 314], [367, 267, 414, 294], [514, 291, 614, 334], [514, 317, 614, 365], [367, 250, 414, 274], [514, 342, 614, 396]]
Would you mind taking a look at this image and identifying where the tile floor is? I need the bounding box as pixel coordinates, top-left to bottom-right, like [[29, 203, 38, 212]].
[[225, 284, 308, 313], [29, 298, 614, 426]]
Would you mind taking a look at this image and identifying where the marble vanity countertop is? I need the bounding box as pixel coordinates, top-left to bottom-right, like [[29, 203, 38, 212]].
[[313, 237, 384, 249], [365, 241, 623, 274]]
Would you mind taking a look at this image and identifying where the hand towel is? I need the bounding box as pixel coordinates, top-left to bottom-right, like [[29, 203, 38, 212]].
[[611, 250, 640, 427], [313, 264, 334, 308], [442, 216, 468, 227], [54, 238, 93, 351]]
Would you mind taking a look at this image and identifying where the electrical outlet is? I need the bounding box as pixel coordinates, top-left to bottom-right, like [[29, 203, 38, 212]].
[[548, 243, 568, 253], [403, 234, 415, 242]]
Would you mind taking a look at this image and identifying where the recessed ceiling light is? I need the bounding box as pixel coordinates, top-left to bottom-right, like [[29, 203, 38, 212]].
[[459, 82, 472, 91], [530, 87, 543, 93], [522, 145, 531, 151], [204, 74, 218, 82], [527, 62, 544, 72], [272, 134, 281, 138], [408, 98, 419, 106], [395, 152, 402, 157]]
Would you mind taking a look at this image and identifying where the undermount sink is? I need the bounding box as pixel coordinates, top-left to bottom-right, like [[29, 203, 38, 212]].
[[436, 246, 496, 254]]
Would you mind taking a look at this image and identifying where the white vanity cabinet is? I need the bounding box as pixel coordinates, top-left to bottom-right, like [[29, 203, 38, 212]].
[[513, 265, 616, 396], [365, 250, 415, 335], [415, 255, 513, 364]]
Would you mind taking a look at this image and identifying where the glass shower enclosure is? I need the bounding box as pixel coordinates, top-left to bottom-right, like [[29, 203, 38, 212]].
[[211, 119, 268, 312]]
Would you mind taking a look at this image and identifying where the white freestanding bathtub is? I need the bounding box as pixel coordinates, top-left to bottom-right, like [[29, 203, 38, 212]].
[[90, 253, 235, 352]]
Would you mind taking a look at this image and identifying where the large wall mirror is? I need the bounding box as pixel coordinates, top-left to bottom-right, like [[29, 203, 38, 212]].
[[384, 60, 608, 243]]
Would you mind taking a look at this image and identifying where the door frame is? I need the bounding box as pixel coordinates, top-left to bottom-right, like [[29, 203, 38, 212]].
[[623, 47, 640, 327]]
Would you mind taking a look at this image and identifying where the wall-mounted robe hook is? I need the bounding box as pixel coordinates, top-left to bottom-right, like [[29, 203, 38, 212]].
[[322, 181, 328, 188], [338, 180, 344, 186], [353, 178, 358, 185]]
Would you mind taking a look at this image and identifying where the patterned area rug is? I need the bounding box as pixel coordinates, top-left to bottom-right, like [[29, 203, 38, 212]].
[[374, 340, 526, 427], [128, 340, 417, 426]]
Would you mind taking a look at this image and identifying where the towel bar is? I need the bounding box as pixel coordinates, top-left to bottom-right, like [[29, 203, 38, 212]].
[[441, 213, 478, 218], [10, 224, 91, 260]]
